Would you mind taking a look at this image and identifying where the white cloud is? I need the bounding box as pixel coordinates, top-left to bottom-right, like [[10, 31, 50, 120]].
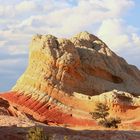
[[0, 5, 15, 17], [1, 0, 134, 38], [97, 18, 140, 68], [97, 19, 131, 51], [7, 45, 28, 54], [0, 40, 6, 47], [103, 0, 134, 16], [15, 1, 36, 13], [97, 18, 140, 52], [132, 33, 140, 47], [0, 59, 20, 66], [0, 0, 136, 53]]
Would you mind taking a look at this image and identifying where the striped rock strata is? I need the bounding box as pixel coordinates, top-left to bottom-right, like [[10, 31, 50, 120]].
[[1, 32, 140, 126]]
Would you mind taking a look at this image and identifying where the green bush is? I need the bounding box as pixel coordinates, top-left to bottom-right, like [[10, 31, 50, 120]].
[[98, 117, 121, 128], [26, 127, 52, 140], [64, 135, 68, 140]]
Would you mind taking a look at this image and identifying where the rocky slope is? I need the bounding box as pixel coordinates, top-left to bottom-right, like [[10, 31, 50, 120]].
[[0, 31, 140, 127]]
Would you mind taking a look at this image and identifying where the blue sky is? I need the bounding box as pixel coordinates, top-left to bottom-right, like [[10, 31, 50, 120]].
[[0, 0, 140, 92]]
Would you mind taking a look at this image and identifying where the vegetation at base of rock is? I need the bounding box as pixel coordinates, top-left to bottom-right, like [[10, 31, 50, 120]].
[[26, 127, 69, 140], [98, 117, 121, 128], [90, 103, 121, 128], [26, 126, 52, 140]]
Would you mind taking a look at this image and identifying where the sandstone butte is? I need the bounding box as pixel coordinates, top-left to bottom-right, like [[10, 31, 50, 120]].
[[0, 31, 140, 128]]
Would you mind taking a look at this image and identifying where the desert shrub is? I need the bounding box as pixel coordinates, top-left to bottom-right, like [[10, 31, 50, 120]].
[[26, 126, 52, 140], [98, 117, 121, 128], [64, 135, 68, 140], [90, 103, 121, 128]]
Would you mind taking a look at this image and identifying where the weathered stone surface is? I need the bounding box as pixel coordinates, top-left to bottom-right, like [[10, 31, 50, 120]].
[[0, 98, 10, 115], [11, 31, 140, 95], [1, 31, 140, 127]]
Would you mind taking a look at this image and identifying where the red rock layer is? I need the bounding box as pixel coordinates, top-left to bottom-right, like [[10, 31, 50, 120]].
[[0, 92, 97, 127], [0, 97, 11, 116]]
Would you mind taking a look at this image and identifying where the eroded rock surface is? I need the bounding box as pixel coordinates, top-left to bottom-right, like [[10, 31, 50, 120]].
[[1, 32, 140, 127]]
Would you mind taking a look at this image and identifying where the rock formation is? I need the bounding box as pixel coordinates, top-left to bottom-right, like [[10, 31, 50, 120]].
[[1, 31, 140, 127]]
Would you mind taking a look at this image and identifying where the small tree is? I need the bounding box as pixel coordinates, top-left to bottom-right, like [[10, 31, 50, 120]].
[[90, 103, 109, 121], [90, 103, 121, 128]]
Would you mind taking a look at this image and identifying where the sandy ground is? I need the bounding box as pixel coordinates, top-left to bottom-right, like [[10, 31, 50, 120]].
[[0, 115, 140, 140]]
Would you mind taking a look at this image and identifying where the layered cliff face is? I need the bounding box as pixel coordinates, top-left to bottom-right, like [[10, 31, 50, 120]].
[[1, 32, 140, 127], [12, 31, 140, 95]]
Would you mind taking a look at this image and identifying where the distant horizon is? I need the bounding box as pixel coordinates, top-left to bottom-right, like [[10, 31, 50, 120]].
[[0, 0, 140, 92]]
